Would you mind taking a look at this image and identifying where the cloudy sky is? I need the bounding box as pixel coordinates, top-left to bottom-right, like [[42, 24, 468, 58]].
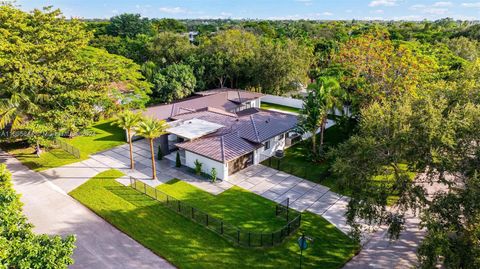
[[14, 0, 480, 20]]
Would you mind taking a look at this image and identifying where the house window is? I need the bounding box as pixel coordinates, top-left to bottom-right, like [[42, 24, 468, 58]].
[[277, 133, 285, 140], [264, 140, 271, 150]]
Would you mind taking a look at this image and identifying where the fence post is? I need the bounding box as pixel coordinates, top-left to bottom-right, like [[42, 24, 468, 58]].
[[166, 195, 169, 205], [129, 177, 133, 187], [191, 207, 195, 219], [220, 221, 224, 234], [143, 183, 146, 194], [154, 188, 158, 200], [206, 214, 209, 226], [286, 198, 290, 222], [177, 200, 181, 212]]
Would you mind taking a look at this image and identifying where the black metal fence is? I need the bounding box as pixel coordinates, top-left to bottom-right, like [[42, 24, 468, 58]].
[[55, 139, 81, 158], [129, 177, 302, 248]]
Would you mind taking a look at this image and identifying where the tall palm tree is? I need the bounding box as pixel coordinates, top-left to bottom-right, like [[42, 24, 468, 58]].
[[135, 117, 168, 179], [113, 111, 143, 170], [298, 77, 345, 156]]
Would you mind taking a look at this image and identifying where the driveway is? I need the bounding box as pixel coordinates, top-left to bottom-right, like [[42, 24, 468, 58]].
[[0, 150, 175, 269]]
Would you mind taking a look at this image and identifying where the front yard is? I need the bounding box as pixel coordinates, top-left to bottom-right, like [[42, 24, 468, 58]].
[[70, 169, 358, 269], [0, 119, 125, 171]]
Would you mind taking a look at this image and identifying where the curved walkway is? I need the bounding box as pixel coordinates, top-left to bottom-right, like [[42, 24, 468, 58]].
[[0, 151, 175, 269]]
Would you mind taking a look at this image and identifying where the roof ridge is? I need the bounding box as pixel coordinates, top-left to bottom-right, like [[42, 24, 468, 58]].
[[250, 115, 260, 142], [220, 135, 225, 162]]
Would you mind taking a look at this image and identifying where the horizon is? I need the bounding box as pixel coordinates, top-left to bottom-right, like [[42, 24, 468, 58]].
[[13, 0, 480, 21]]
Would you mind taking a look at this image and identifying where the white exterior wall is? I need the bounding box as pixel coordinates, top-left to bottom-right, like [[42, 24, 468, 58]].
[[254, 133, 287, 164], [261, 95, 303, 109], [184, 151, 228, 180]]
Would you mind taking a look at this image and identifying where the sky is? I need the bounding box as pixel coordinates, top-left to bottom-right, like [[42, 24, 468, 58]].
[[13, 0, 480, 21]]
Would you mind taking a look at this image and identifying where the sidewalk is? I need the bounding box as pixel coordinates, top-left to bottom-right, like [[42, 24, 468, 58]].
[[0, 150, 175, 269]]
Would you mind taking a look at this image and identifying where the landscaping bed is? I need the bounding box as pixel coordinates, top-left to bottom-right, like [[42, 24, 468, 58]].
[[70, 169, 358, 269]]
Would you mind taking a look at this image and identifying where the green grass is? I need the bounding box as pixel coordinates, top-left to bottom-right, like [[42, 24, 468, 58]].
[[261, 102, 300, 114], [0, 119, 125, 171], [60, 119, 125, 158], [156, 179, 288, 231], [70, 170, 358, 269], [262, 125, 350, 194], [262, 125, 415, 205]]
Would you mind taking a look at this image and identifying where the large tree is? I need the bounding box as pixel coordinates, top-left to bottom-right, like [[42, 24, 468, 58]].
[[151, 64, 196, 103], [106, 13, 152, 38], [330, 86, 480, 267], [335, 30, 434, 107], [0, 5, 150, 144], [0, 164, 76, 268]]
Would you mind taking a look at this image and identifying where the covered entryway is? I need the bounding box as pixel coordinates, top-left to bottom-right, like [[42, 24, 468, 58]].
[[228, 152, 254, 176]]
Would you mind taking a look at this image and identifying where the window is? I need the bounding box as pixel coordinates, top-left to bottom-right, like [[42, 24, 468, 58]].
[[264, 140, 271, 150], [277, 133, 285, 141]]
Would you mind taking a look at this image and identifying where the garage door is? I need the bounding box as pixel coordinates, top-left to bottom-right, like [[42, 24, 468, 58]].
[[228, 152, 254, 175]]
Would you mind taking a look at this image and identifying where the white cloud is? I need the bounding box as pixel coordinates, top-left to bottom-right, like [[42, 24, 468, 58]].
[[320, 11, 333, 16], [433, 2, 453, 7], [345, 9, 353, 13], [159, 7, 187, 14], [220, 12, 232, 17], [410, 4, 449, 14], [369, 0, 399, 7], [295, 0, 314, 6], [461, 2, 480, 8], [372, 9, 385, 14], [394, 14, 422, 20]]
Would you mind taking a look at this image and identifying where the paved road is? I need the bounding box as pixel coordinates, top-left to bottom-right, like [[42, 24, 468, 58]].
[[343, 212, 424, 269], [0, 151, 175, 269]]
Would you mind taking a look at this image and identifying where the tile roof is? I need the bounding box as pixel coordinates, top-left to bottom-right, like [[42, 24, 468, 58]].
[[176, 132, 260, 162], [173, 109, 297, 163]]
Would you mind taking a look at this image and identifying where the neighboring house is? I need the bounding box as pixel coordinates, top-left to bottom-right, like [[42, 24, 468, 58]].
[[140, 88, 298, 180]]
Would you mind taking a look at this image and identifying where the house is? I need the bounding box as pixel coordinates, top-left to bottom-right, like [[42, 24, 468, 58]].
[[140, 88, 298, 180]]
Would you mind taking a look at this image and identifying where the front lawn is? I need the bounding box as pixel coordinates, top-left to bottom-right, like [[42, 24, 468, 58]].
[[0, 119, 125, 171], [70, 169, 358, 269], [156, 179, 287, 231]]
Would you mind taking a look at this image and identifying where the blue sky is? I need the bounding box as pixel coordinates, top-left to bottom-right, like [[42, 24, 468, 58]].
[[14, 1, 480, 20]]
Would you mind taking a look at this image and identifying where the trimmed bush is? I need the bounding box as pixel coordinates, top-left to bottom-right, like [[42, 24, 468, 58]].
[[176, 151, 181, 167], [210, 167, 217, 183], [194, 159, 202, 175]]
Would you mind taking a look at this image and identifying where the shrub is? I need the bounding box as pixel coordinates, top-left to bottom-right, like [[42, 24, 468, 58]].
[[157, 145, 163, 160], [210, 167, 217, 183], [0, 164, 76, 268], [175, 151, 181, 167], [194, 159, 202, 175]]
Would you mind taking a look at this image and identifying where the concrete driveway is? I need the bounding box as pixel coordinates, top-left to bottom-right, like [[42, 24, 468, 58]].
[[0, 151, 175, 269]]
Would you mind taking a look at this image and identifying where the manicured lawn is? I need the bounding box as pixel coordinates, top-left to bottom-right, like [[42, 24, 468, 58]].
[[0, 119, 125, 171], [70, 170, 358, 269], [261, 102, 300, 114], [262, 125, 350, 194], [0, 141, 81, 171], [156, 179, 287, 231], [60, 119, 125, 158]]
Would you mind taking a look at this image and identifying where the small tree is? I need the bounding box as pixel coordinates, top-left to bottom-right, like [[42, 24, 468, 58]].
[[112, 110, 143, 170], [135, 117, 168, 179], [194, 159, 202, 176], [157, 145, 163, 160], [210, 167, 217, 183], [175, 151, 181, 167], [297, 77, 344, 158]]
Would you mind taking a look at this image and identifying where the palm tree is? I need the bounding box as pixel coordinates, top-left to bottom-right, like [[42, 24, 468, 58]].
[[135, 117, 168, 179], [113, 111, 143, 170], [298, 77, 345, 157]]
